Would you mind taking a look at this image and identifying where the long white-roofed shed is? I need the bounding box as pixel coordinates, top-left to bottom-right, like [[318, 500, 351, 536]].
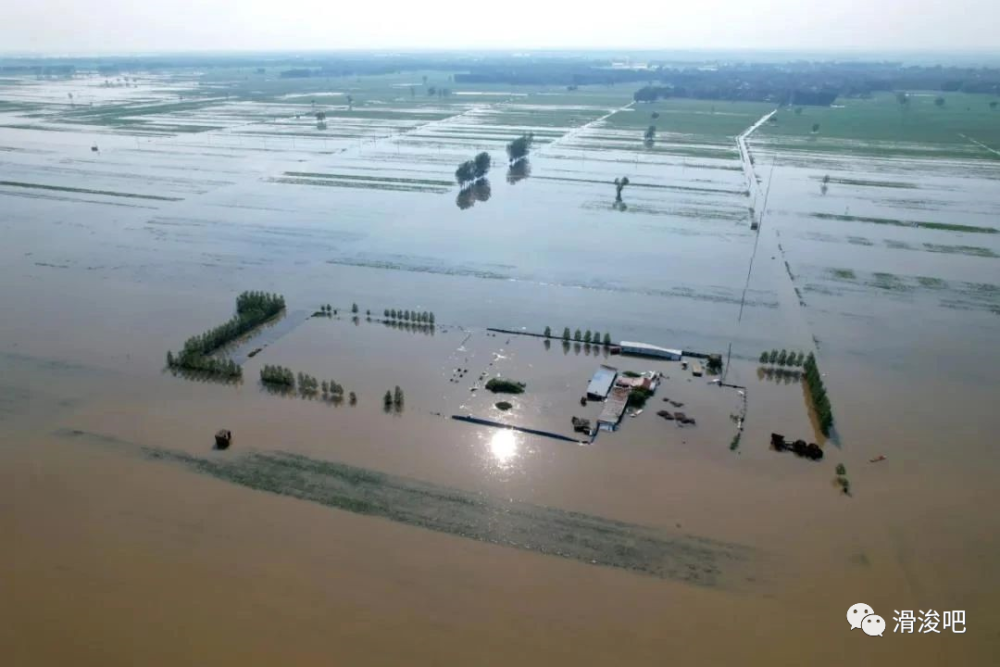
[[619, 341, 682, 360]]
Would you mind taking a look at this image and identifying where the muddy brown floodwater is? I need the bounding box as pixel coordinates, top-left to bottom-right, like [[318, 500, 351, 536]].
[[2, 75, 999, 665]]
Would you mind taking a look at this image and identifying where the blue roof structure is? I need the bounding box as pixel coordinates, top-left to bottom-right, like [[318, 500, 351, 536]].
[[586, 364, 618, 399]]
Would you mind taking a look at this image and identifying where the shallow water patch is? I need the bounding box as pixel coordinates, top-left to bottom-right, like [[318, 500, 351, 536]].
[[811, 212, 997, 234]]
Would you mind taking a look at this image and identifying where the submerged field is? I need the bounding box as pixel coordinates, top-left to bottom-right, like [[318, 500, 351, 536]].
[[2, 69, 999, 666]]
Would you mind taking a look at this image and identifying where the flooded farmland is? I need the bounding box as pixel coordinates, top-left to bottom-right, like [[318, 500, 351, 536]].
[[2, 70, 999, 666]]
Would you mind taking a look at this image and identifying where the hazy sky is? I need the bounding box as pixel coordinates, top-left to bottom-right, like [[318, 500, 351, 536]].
[[3, 0, 998, 54]]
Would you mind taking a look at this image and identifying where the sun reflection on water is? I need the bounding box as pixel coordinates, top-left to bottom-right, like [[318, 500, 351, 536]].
[[488, 429, 519, 466]]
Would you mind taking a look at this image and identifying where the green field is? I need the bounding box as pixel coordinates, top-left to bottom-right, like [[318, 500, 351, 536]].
[[757, 92, 1000, 158], [604, 98, 776, 143]]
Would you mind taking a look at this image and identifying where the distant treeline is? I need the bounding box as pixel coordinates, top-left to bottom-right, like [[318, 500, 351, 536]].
[[4, 55, 1000, 101], [279, 68, 313, 79], [0, 64, 76, 77], [166, 291, 285, 378], [635, 85, 837, 106], [456, 61, 1000, 104]]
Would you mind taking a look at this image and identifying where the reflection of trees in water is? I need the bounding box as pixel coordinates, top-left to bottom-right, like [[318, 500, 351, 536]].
[[169, 367, 242, 386], [756, 367, 802, 385], [455, 178, 492, 209], [261, 382, 299, 398], [568, 341, 610, 357], [261, 382, 354, 403], [456, 188, 474, 210], [612, 200, 628, 212], [382, 319, 436, 336], [506, 158, 531, 184]]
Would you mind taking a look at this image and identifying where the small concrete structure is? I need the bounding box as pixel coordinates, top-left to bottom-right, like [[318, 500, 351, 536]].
[[586, 364, 618, 400], [619, 341, 682, 360]]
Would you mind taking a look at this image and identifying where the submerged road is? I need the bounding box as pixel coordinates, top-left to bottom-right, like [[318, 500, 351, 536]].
[[737, 109, 777, 228], [537, 101, 635, 153], [960, 133, 1000, 159]]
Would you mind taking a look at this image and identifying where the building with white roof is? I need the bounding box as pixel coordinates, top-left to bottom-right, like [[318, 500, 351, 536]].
[[619, 341, 682, 360]]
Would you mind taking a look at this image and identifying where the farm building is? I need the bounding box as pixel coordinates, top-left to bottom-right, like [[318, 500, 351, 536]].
[[586, 364, 618, 399], [616, 371, 659, 392], [619, 341, 683, 360], [598, 386, 630, 430]]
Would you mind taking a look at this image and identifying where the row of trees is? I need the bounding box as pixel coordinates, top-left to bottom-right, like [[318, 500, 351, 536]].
[[297, 372, 320, 393], [167, 291, 285, 378], [317, 304, 338, 316], [167, 351, 242, 378], [759, 349, 807, 367], [183, 291, 284, 357], [260, 364, 295, 386], [260, 365, 357, 403], [803, 352, 834, 436], [455, 152, 491, 188], [322, 380, 345, 396], [384, 309, 435, 325], [236, 291, 284, 316], [547, 326, 613, 347], [322, 379, 357, 405], [506, 133, 534, 164]]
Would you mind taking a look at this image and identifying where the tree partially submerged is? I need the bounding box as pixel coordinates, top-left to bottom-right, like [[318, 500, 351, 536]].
[[260, 364, 295, 387], [506, 133, 534, 164], [485, 378, 526, 394], [473, 152, 492, 179], [803, 352, 834, 435], [167, 291, 285, 379], [614, 176, 630, 203], [455, 160, 475, 186], [455, 152, 492, 190]]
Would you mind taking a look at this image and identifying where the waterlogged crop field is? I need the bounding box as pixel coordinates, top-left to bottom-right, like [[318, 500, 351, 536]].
[[749, 97, 1000, 368], [4, 69, 1000, 666], [0, 69, 776, 357]]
